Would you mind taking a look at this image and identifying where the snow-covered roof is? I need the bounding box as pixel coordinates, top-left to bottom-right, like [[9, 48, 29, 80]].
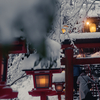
[[65, 32, 100, 40], [61, 32, 100, 45]]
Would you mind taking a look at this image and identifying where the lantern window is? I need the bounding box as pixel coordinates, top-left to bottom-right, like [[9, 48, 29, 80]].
[[35, 74, 49, 88]]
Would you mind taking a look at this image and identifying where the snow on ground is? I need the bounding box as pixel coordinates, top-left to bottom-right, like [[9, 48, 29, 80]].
[[11, 76, 40, 100]]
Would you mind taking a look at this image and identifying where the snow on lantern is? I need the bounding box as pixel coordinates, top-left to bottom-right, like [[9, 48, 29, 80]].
[[52, 71, 65, 100], [54, 82, 65, 100], [23, 68, 63, 100]]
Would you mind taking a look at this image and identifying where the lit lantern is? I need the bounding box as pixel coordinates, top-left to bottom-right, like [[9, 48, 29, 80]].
[[52, 70, 65, 100], [35, 75, 49, 88], [83, 17, 100, 32], [55, 84, 63, 92], [62, 25, 68, 34], [53, 82, 65, 100], [89, 23, 96, 32], [62, 28, 66, 34], [23, 68, 63, 100]]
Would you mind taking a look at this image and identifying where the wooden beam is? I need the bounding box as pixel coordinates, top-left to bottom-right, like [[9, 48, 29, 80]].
[[61, 57, 100, 65], [65, 48, 73, 100], [73, 57, 100, 65], [62, 43, 100, 49]]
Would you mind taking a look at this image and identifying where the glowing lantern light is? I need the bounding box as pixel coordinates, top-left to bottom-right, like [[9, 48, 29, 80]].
[[89, 23, 96, 32], [53, 82, 65, 100], [62, 25, 68, 33], [35, 75, 49, 88], [86, 22, 89, 25], [62, 28, 66, 33], [55, 84, 63, 92]]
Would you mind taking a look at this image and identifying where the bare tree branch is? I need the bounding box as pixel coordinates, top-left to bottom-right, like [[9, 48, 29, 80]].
[[85, 0, 96, 16], [10, 73, 27, 86], [66, 0, 86, 22]]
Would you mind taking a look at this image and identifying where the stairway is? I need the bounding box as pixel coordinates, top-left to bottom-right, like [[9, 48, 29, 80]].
[[73, 92, 79, 100]]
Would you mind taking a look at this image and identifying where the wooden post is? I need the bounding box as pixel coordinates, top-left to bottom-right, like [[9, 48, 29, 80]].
[[58, 94, 61, 100], [41, 94, 47, 100], [65, 48, 73, 100], [0, 50, 2, 82]]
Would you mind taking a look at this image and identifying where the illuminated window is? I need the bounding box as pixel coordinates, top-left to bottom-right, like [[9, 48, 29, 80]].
[[89, 23, 96, 32], [35, 74, 49, 88]]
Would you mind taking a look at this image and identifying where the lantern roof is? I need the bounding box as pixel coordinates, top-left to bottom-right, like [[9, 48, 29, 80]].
[[23, 68, 64, 71], [22, 68, 65, 74]]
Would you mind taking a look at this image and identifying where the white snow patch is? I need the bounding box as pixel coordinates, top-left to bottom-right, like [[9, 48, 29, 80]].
[[53, 71, 65, 83], [65, 32, 100, 40]]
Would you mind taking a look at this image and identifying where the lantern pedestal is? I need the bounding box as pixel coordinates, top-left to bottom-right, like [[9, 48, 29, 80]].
[[0, 87, 18, 99], [52, 82, 65, 100], [29, 89, 56, 100], [58, 93, 61, 100], [0, 82, 6, 88], [56, 92, 65, 100]]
